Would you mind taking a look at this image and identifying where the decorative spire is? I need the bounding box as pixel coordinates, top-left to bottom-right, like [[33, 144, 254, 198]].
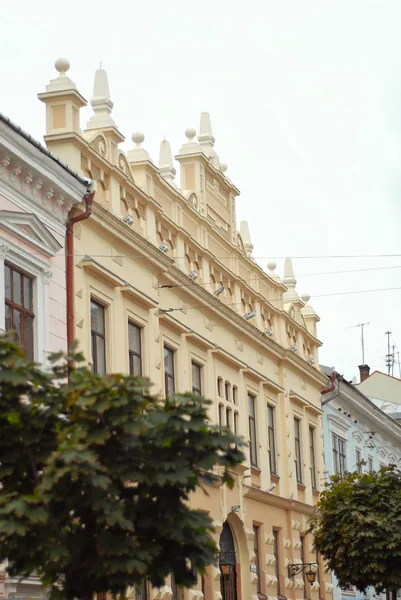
[[44, 58, 78, 93], [86, 66, 116, 130], [240, 221, 254, 257], [267, 261, 281, 282], [158, 139, 176, 185], [198, 112, 219, 167], [283, 257, 299, 302], [127, 132, 151, 163], [178, 128, 201, 156]]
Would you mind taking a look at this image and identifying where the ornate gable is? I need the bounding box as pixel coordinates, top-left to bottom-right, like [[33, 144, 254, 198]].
[[0, 211, 62, 256]]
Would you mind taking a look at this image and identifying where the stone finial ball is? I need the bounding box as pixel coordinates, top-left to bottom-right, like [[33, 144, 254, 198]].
[[220, 162, 228, 173], [267, 261, 277, 271], [301, 293, 311, 303], [185, 127, 196, 141], [132, 131, 145, 145], [55, 57, 70, 74]]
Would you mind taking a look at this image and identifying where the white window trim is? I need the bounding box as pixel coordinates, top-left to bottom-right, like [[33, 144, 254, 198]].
[[0, 237, 51, 366]]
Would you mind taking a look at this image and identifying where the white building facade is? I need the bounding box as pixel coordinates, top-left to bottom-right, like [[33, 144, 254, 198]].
[[321, 368, 401, 600]]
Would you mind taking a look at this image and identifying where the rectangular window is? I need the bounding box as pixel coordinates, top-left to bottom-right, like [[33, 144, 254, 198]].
[[219, 404, 224, 430], [368, 456, 373, 471], [233, 386, 238, 405], [300, 535, 306, 593], [4, 263, 34, 360], [332, 434, 347, 477], [267, 405, 277, 475], [171, 574, 184, 600], [192, 361, 202, 395], [226, 407, 232, 430], [248, 394, 258, 467], [253, 525, 261, 592], [128, 321, 142, 376], [91, 299, 106, 375], [355, 449, 362, 474], [164, 346, 175, 397], [309, 426, 317, 489], [217, 377, 223, 397], [294, 418, 303, 483], [225, 381, 231, 402], [135, 582, 148, 600], [273, 530, 281, 594]]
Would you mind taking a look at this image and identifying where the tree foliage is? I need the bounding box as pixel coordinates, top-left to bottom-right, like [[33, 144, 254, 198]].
[[0, 333, 244, 600], [310, 465, 401, 592]]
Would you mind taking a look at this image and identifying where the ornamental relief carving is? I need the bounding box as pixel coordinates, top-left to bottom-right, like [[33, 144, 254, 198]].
[[0, 152, 75, 223]]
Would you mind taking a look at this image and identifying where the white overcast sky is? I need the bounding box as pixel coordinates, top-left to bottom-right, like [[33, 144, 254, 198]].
[[1, 0, 401, 380]]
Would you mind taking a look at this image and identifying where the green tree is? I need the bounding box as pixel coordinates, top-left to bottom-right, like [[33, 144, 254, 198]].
[[0, 333, 244, 600], [310, 465, 401, 593]]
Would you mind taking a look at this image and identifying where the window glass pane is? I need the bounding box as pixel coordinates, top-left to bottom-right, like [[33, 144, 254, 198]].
[[13, 309, 22, 344], [23, 276, 32, 310], [164, 346, 174, 375], [13, 271, 22, 305], [192, 362, 201, 393], [132, 354, 141, 376], [5, 304, 11, 331], [128, 322, 141, 353], [24, 314, 34, 361], [165, 375, 175, 397], [96, 335, 106, 375], [248, 394, 255, 416], [91, 300, 104, 334], [5, 265, 11, 300]]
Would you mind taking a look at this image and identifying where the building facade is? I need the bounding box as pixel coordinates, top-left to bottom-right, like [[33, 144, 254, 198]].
[[36, 58, 333, 600], [321, 368, 401, 600], [0, 115, 90, 597], [0, 112, 90, 363]]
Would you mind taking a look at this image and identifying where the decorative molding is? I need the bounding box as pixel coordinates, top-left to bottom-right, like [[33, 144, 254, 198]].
[[0, 211, 62, 257], [120, 284, 158, 309], [0, 242, 10, 259], [80, 257, 124, 288]]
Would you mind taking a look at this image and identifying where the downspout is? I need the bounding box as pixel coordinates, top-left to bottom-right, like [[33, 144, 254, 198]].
[[320, 372, 336, 396], [66, 187, 95, 351]]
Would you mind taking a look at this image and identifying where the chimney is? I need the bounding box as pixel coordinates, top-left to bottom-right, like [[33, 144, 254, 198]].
[[358, 364, 370, 383]]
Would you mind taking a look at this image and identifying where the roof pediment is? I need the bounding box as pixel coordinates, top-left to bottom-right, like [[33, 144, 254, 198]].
[[0, 211, 62, 256]]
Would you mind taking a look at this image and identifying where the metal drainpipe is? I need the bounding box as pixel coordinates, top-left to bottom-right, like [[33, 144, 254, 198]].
[[66, 189, 95, 351]]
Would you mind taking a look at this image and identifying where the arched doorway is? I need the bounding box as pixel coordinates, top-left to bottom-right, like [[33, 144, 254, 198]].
[[219, 521, 237, 600]]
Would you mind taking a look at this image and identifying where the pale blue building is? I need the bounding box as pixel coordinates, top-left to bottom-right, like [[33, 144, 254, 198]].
[[320, 366, 401, 600]]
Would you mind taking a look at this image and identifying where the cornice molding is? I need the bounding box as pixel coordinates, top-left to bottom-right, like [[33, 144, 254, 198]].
[[244, 486, 315, 516]]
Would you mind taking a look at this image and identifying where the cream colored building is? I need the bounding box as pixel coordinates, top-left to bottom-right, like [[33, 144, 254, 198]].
[[37, 58, 333, 600]]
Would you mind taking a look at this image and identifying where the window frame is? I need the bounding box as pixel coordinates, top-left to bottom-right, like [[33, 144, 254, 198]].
[[273, 530, 281, 594], [248, 393, 258, 467], [164, 345, 175, 397], [90, 298, 106, 375], [4, 262, 35, 360], [253, 524, 261, 593], [267, 404, 277, 475], [355, 448, 362, 474], [294, 417, 303, 483], [191, 360, 202, 395], [128, 320, 142, 376], [0, 238, 50, 365], [309, 425, 317, 489], [332, 433, 347, 477]]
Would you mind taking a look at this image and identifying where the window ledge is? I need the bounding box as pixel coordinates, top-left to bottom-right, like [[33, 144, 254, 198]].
[[312, 487, 319, 495], [297, 482, 306, 490], [271, 473, 280, 482], [251, 465, 261, 474]]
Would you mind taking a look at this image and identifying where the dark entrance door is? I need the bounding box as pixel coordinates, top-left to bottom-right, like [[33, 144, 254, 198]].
[[219, 521, 238, 600]]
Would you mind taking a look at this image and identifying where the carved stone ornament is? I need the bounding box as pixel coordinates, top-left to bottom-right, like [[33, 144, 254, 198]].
[[32, 178, 44, 197], [0, 154, 11, 174], [0, 243, 10, 260], [21, 171, 34, 191], [10, 164, 22, 182], [43, 269, 53, 285]]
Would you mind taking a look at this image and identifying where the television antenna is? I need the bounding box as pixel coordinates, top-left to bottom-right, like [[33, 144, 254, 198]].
[[346, 322, 369, 364]]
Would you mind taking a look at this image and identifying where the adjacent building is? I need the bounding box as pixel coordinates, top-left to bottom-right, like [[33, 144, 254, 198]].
[[0, 113, 90, 597], [320, 367, 401, 600], [0, 112, 90, 364], [35, 58, 333, 600]]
